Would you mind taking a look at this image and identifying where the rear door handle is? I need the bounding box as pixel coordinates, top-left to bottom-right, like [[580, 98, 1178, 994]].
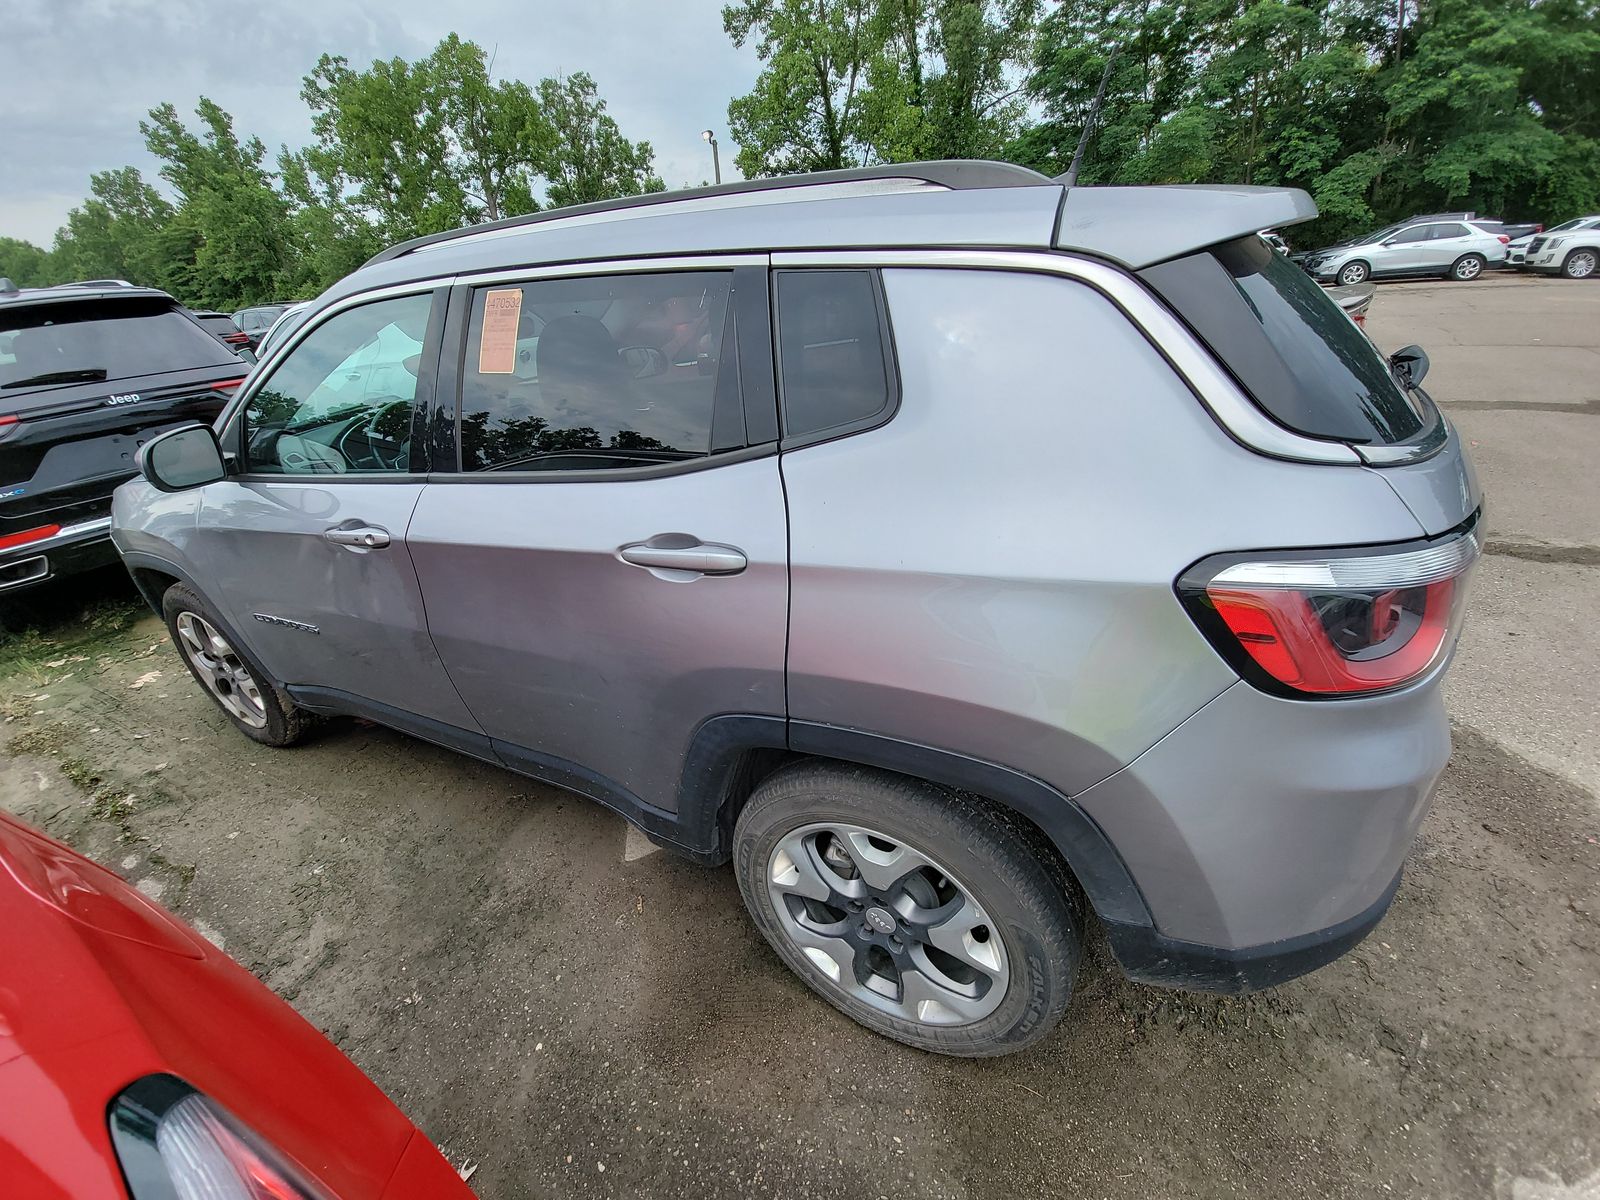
[[619, 540, 747, 576], [324, 524, 391, 549]]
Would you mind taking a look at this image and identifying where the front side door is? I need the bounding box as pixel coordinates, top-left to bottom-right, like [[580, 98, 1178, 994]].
[[1375, 224, 1432, 274], [407, 263, 787, 813], [191, 288, 481, 731]]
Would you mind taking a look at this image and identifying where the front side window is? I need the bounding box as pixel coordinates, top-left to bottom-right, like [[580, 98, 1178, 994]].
[[459, 272, 737, 472], [1388, 226, 1428, 245], [242, 292, 433, 475], [775, 270, 894, 440]]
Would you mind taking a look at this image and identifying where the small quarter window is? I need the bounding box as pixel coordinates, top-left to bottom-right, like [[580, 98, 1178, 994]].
[[775, 270, 894, 440], [459, 272, 738, 472]]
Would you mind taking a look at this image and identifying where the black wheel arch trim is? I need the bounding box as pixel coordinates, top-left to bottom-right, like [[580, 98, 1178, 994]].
[[119, 550, 275, 680], [777, 720, 1153, 929]]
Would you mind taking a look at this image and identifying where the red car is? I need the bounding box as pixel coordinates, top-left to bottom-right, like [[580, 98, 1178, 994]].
[[0, 811, 474, 1199]]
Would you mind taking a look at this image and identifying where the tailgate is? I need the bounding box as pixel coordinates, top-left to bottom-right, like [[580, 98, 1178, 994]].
[[1, 374, 237, 534]]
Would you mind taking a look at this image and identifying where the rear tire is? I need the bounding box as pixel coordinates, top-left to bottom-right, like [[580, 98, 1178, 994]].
[[1337, 260, 1370, 285], [1562, 248, 1597, 279], [162, 583, 307, 747], [1450, 253, 1486, 281], [733, 762, 1082, 1057]]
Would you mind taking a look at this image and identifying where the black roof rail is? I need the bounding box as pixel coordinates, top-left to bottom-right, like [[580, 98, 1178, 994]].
[[363, 159, 1056, 267]]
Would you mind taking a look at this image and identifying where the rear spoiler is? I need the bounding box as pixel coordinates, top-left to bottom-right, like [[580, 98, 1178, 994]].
[[1055, 184, 1318, 269]]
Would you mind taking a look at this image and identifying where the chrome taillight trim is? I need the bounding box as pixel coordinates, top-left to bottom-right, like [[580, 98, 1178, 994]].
[[1209, 528, 1481, 590]]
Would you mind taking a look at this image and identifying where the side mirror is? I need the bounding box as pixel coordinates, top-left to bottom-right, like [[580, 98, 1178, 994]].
[[237, 347, 257, 365], [1390, 344, 1430, 388], [139, 424, 227, 493], [618, 345, 668, 378]]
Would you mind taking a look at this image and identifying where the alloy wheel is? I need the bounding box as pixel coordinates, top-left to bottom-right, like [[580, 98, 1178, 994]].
[[1566, 250, 1597, 279], [1338, 263, 1367, 285], [175, 612, 268, 728], [1454, 256, 1483, 280], [765, 822, 1009, 1027]]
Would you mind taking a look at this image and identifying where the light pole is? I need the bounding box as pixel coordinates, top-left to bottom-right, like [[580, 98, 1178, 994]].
[[701, 129, 722, 185]]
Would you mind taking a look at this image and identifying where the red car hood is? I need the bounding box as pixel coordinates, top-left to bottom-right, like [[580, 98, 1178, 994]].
[[0, 812, 469, 1199]]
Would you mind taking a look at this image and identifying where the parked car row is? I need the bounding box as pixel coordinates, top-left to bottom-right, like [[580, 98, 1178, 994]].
[[1282, 210, 1599, 283], [1508, 216, 1600, 278]]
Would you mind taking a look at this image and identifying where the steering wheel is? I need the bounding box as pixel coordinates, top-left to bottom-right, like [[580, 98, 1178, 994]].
[[337, 398, 413, 471]]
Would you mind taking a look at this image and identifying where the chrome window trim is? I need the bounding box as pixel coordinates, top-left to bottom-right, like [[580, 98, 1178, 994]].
[[773, 248, 1363, 465], [452, 253, 768, 289]]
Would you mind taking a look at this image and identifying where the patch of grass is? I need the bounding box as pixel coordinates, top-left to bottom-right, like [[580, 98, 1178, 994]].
[[0, 593, 146, 686], [8, 723, 70, 756], [53, 753, 196, 901]]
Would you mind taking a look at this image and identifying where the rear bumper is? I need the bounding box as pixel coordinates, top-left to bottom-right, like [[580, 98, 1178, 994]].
[[1104, 870, 1401, 993], [1075, 672, 1449, 957], [0, 517, 118, 592]]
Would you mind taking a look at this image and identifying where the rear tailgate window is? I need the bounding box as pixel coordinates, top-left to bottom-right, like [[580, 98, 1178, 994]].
[[1140, 236, 1425, 444], [1, 297, 238, 398]]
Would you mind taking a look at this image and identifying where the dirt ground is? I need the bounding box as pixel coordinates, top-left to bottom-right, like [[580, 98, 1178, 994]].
[[2, 275, 1597, 1200]]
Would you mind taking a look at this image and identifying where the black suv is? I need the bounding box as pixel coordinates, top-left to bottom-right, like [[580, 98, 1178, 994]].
[[0, 281, 248, 593]]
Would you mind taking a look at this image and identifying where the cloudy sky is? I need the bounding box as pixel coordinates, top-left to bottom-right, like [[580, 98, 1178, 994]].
[[1, 0, 762, 247]]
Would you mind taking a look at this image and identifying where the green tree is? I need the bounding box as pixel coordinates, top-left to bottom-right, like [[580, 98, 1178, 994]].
[[536, 73, 664, 206], [862, 0, 1038, 161], [725, 0, 880, 175], [140, 98, 296, 307], [50, 167, 175, 288], [0, 237, 55, 287]]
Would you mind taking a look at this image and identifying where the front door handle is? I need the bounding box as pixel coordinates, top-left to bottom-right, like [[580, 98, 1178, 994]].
[[324, 524, 391, 549], [619, 539, 747, 576]]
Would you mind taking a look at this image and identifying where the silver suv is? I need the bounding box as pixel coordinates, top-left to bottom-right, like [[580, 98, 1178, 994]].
[[1301, 218, 1510, 284], [112, 163, 1481, 1057]]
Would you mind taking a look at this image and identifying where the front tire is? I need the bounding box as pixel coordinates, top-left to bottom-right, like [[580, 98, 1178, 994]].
[[1450, 253, 1486, 281], [1562, 248, 1597, 279], [162, 583, 307, 747], [1337, 260, 1370, 285], [733, 762, 1082, 1057]]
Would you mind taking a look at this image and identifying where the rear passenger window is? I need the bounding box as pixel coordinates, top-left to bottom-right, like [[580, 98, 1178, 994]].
[[776, 270, 894, 440], [459, 272, 738, 472], [1429, 223, 1469, 239]]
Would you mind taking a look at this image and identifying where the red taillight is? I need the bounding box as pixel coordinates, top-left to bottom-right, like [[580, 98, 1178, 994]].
[[1179, 527, 1480, 697], [0, 524, 61, 551], [211, 378, 247, 391], [1497, 234, 1511, 244], [0, 414, 18, 426]]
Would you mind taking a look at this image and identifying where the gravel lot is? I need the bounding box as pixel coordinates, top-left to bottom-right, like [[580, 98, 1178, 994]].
[[2, 273, 1597, 1200]]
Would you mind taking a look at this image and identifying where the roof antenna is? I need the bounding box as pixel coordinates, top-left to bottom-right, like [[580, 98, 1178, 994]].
[[1058, 46, 1120, 187]]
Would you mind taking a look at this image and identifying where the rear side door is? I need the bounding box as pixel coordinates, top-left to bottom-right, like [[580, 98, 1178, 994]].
[[1422, 222, 1473, 269], [190, 288, 482, 732], [407, 260, 787, 815]]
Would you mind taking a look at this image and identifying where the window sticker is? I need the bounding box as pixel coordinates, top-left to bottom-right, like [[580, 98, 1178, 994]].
[[478, 288, 523, 374]]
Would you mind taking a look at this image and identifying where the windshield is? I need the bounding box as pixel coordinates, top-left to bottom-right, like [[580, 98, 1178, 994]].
[[1360, 223, 1406, 245], [1141, 235, 1428, 444], [0, 297, 237, 393]]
